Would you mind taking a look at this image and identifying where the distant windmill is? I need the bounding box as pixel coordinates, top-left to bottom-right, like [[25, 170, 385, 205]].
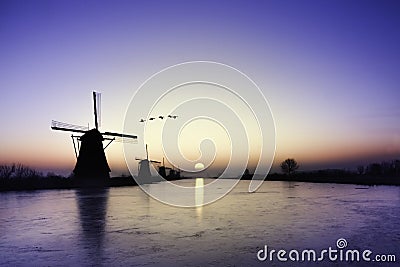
[[51, 91, 137, 185], [157, 157, 180, 180], [135, 144, 161, 183]]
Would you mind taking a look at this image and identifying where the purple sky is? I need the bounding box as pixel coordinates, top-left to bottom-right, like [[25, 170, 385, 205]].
[[1, 0, 399, 175]]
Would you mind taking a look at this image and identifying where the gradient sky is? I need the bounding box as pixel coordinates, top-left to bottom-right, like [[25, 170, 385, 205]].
[[1, 0, 399, 176]]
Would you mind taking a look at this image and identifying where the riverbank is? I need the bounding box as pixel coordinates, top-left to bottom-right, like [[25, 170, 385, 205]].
[[267, 173, 400, 186], [1, 163, 399, 192], [0, 175, 192, 192], [1, 173, 399, 192], [0, 175, 129, 192], [242, 169, 400, 186]]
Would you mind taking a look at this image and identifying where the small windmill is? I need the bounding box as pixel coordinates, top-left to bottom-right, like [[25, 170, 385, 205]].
[[135, 144, 161, 182], [158, 157, 181, 180], [137, 115, 180, 181], [51, 91, 137, 185]]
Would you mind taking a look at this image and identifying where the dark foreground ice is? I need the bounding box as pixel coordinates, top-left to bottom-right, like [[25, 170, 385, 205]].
[[0, 179, 399, 266]]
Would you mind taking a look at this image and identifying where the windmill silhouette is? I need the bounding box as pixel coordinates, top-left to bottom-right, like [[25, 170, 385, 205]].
[[135, 144, 162, 183], [51, 91, 137, 186], [157, 157, 181, 180]]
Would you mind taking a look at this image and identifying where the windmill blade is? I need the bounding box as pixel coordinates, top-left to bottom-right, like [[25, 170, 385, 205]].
[[101, 132, 137, 140], [110, 136, 137, 143], [51, 120, 88, 134], [96, 92, 101, 128], [93, 91, 101, 129]]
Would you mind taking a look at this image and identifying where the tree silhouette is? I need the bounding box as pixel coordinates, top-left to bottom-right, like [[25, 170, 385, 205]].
[[280, 158, 299, 175], [0, 164, 15, 179]]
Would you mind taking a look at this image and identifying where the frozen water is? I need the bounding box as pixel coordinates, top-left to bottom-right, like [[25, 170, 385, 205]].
[[0, 179, 399, 266]]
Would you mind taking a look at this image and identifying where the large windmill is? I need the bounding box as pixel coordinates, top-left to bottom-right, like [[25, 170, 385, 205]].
[[51, 91, 137, 185]]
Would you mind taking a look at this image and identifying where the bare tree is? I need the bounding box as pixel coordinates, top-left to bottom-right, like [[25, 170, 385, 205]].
[[0, 164, 15, 179], [280, 158, 299, 175]]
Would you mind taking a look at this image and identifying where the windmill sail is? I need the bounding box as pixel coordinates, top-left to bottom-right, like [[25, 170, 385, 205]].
[[93, 92, 99, 130], [102, 131, 137, 143], [51, 120, 88, 134], [95, 91, 101, 128]]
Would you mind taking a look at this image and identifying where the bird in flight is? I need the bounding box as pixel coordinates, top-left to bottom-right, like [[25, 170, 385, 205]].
[[140, 115, 177, 123]]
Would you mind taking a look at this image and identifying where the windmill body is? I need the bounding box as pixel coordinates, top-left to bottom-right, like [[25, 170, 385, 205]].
[[158, 165, 166, 178], [137, 159, 151, 180], [51, 92, 137, 187], [135, 145, 164, 184], [73, 129, 110, 184], [157, 157, 180, 180]]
